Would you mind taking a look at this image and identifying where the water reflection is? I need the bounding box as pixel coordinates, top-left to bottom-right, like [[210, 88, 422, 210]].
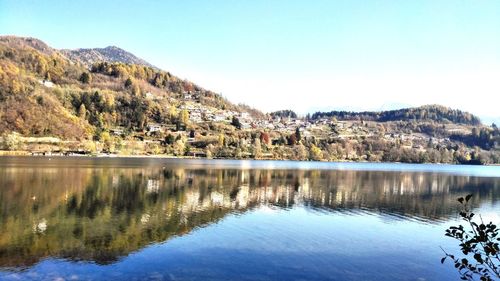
[[0, 158, 498, 269]]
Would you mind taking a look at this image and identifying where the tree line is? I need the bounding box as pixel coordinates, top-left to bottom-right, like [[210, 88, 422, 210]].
[[310, 105, 481, 125]]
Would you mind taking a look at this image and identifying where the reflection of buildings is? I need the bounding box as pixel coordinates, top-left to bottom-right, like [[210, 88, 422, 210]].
[[146, 179, 160, 193], [32, 218, 47, 234], [0, 164, 498, 268], [119, 168, 500, 224]]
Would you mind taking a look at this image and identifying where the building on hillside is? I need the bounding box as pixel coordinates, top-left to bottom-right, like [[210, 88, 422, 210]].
[[39, 79, 54, 88], [110, 127, 125, 136], [147, 123, 163, 133], [189, 112, 203, 123]]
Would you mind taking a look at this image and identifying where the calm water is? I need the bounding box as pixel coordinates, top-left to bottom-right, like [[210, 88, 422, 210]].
[[0, 157, 499, 281]]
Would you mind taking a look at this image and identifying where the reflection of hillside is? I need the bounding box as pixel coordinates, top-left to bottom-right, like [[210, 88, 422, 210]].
[[0, 166, 498, 268]]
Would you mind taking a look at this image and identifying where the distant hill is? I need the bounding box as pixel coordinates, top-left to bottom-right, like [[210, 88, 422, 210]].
[[270, 110, 297, 119], [61, 46, 155, 69], [310, 105, 482, 126]]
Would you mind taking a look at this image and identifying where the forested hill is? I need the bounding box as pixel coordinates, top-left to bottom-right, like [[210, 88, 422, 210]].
[[310, 105, 482, 125], [0, 35, 257, 139]]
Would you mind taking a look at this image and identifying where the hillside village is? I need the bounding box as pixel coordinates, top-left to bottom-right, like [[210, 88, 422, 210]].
[[0, 36, 499, 164]]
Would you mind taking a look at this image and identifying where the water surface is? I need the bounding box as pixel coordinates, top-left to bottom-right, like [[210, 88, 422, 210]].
[[0, 157, 499, 280]]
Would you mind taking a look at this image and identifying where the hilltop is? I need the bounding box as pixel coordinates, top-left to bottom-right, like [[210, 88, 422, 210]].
[[0, 36, 155, 68], [61, 46, 155, 69], [0, 36, 57, 55], [0, 36, 498, 164], [309, 105, 481, 125]]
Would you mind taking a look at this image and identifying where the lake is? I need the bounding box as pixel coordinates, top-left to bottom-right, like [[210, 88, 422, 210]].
[[0, 157, 499, 281]]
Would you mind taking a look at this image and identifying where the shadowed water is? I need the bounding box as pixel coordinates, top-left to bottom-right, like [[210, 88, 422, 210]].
[[0, 157, 499, 280]]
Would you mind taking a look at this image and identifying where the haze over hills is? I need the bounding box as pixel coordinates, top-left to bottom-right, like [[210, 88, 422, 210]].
[[0, 35, 498, 164]]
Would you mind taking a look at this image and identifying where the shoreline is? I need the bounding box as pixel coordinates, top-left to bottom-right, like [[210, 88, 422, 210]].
[[0, 151, 498, 166]]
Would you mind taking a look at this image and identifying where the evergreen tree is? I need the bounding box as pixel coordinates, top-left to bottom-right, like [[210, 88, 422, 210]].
[[231, 116, 242, 129], [295, 127, 301, 142], [124, 77, 133, 88], [79, 72, 91, 84]]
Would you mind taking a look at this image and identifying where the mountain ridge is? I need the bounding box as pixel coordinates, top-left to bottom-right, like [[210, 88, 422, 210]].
[[60, 45, 156, 69], [0, 36, 156, 68]]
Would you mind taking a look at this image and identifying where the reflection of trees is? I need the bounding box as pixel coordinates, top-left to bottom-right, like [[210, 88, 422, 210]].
[[111, 175, 146, 215], [0, 166, 498, 268]]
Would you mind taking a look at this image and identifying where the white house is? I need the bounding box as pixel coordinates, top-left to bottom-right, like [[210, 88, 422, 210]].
[[39, 79, 54, 88], [147, 123, 163, 133]]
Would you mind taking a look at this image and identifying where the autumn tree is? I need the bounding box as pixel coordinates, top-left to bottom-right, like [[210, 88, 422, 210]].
[[294, 144, 308, 160], [100, 131, 114, 152], [78, 104, 87, 119], [205, 144, 215, 159], [168, 106, 178, 122], [218, 134, 225, 147], [1, 132, 21, 150], [132, 84, 141, 96], [260, 132, 270, 146], [172, 138, 186, 156], [252, 138, 262, 159], [310, 144, 323, 161], [180, 109, 189, 126]]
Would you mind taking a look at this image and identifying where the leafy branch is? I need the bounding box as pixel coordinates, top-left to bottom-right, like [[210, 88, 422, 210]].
[[441, 194, 500, 281]]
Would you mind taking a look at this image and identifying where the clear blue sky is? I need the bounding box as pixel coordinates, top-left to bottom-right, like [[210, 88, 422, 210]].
[[1, 0, 499, 123]]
